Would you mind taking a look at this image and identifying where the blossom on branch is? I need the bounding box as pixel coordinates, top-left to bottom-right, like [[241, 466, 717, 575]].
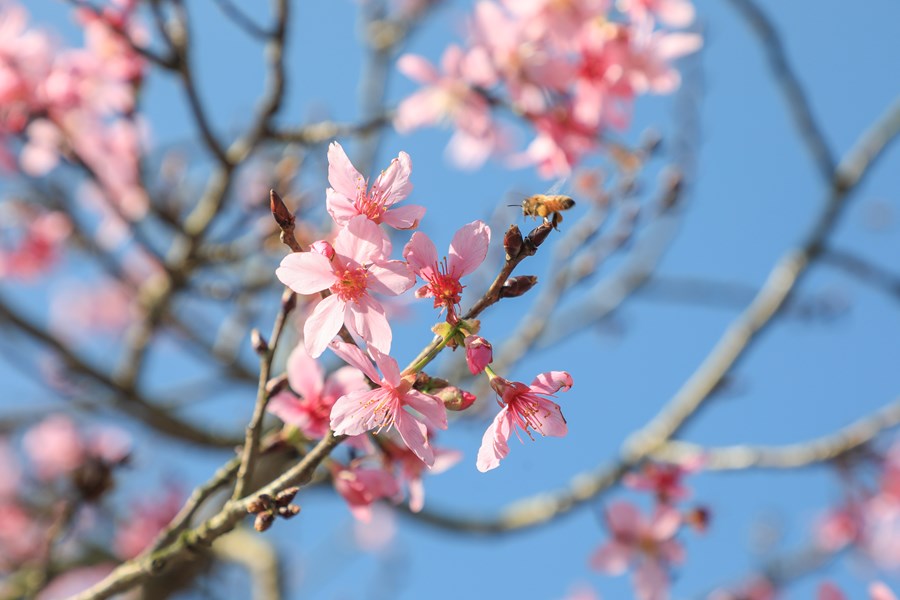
[[476, 370, 572, 472], [275, 215, 415, 357], [328, 340, 448, 466]]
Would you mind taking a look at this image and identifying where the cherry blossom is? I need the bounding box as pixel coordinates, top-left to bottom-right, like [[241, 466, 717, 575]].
[[0, 207, 72, 280], [476, 370, 572, 472], [22, 415, 130, 481], [266, 342, 370, 444], [591, 501, 684, 600], [328, 340, 447, 466], [403, 220, 491, 320], [464, 335, 493, 375], [617, 0, 696, 28], [381, 436, 461, 512], [624, 457, 703, 503], [114, 488, 183, 559], [326, 141, 425, 230], [276, 215, 415, 357], [331, 461, 401, 523]]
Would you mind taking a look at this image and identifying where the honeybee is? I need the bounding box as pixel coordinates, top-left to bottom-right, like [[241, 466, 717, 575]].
[[521, 194, 575, 230]]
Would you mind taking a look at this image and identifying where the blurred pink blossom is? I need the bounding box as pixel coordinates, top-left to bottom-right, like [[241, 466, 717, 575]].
[[114, 488, 183, 559], [331, 461, 400, 523]]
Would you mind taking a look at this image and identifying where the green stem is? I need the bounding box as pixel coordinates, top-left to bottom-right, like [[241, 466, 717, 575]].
[[403, 324, 461, 375]]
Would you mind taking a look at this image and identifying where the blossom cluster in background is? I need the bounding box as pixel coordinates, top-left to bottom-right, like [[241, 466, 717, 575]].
[[395, 0, 701, 176]]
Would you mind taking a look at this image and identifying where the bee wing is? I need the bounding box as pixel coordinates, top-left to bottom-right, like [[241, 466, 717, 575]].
[[543, 176, 569, 196]]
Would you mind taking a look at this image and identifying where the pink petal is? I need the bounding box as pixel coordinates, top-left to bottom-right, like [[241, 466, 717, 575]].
[[655, 0, 695, 27], [395, 89, 447, 133], [606, 501, 642, 537], [381, 204, 426, 230], [529, 371, 573, 395], [331, 389, 382, 435], [326, 188, 359, 226], [870, 582, 898, 600], [633, 561, 669, 600], [446, 129, 493, 170], [327, 141, 365, 200], [404, 390, 448, 431], [334, 215, 389, 264], [368, 260, 415, 296], [266, 392, 310, 429], [589, 541, 633, 575], [476, 407, 512, 472], [448, 220, 490, 277], [431, 448, 463, 474], [656, 32, 703, 61], [650, 505, 682, 540], [323, 366, 369, 400], [285, 343, 324, 401], [276, 252, 337, 295], [328, 340, 381, 383], [397, 53, 439, 84], [303, 295, 346, 358], [532, 397, 567, 437], [348, 296, 393, 355], [395, 411, 433, 466], [403, 231, 439, 275], [407, 476, 425, 513], [368, 345, 401, 388], [372, 151, 412, 206], [817, 583, 846, 600]]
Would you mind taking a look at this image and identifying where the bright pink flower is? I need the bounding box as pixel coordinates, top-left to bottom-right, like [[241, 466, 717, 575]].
[[518, 105, 600, 178], [617, 0, 696, 28], [403, 220, 491, 320], [326, 141, 425, 230], [266, 342, 369, 443], [114, 488, 183, 559], [476, 371, 572, 472], [382, 437, 461, 512], [591, 501, 684, 600], [276, 215, 415, 357], [328, 340, 448, 466], [464, 335, 493, 375], [331, 461, 401, 523]]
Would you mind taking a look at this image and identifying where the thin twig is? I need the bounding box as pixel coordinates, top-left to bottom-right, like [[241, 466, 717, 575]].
[[821, 246, 900, 301]]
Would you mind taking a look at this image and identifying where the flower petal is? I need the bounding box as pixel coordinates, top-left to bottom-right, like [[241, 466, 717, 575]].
[[397, 53, 439, 84], [633, 560, 669, 600], [448, 220, 491, 277], [303, 295, 346, 358], [403, 232, 439, 277], [476, 407, 512, 472], [348, 296, 393, 355], [589, 541, 633, 575], [395, 412, 433, 466], [372, 151, 413, 206], [368, 260, 415, 296], [532, 397, 567, 437], [285, 343, 324, 401], [326, 188, 359, 227], [403, 390, 448, 431], [266, 392, 310, 429], [275, 252, 336, 295], [331, 389, 382, 435], [529, 371, 573, 395], [328, 340, 381, 383], [334, 215, 390, 263], [327, 141, 365, 200], [368, 345, 401, 387], [382, 204, 426, 230], [323, 366, 369, 400]]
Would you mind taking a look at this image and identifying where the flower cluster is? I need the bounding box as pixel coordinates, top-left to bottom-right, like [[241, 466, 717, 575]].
[[395, 0, 701, 177], [272, 142, 574, 518]]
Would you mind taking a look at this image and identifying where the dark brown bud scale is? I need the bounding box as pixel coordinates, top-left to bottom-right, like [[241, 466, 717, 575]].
[[503, 224, 524, 260], [526, 222, 553, 248], [250, 329, 268, 355], [254, 512, 275, 532], [499, 275, 538, 299], [270, 189, 294, 230]]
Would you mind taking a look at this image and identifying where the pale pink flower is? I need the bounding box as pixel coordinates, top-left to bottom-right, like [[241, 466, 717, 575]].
[[23, 414, 87, 479], [50, 280, 135, 335], [266, 342, 369, 443], [331, 461, 401, 523], [326, 141, 425, 230], [623, 456, 704, 503], [114, 488, 183, 559], [591, 501, 684, 600], [617, 0, 696, 28], [382, 436, 461, 512], [0, 208, 72, 280], [276, 215, 415, 357], [476, 371, 572, 472], [403, 220, 491, 320], [464, 335, 493, 375], [328, 340, 448, 466], [36, 564, 115, 600], [871, 583, 899, 600], [502, 0, 611, 46]]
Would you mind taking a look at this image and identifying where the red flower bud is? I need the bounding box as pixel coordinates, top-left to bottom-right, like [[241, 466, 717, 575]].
[[499, 275, 537, 298], [464, 335, 493, 375]]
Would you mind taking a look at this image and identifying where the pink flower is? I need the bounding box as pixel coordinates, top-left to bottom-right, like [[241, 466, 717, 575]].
[[276, 215, 415, 357], [464, 335, 493, 375], [266, 342, 369, 443], [326, 141, 425, 230], [403, 220, 491, 320], [331, 461, 401, 523], [617, 0, 696, 28], [518, 105, 600, 178], [591, 501, 684, 600], [23, 414, 87, 479], [871, 583, 899, 600], [502, 0, 611, 46], [36, 564, 115, 600], [0, 207, 72, 280], [707, 578, 776, 600], [623, 457, 703, 503], [328, 340, 448, 466], [382, 437, 461, 512], [476, 371, 572, 472]]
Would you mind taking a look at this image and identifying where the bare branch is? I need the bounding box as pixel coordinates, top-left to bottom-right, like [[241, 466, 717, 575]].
[[821, 246, 900, 301]]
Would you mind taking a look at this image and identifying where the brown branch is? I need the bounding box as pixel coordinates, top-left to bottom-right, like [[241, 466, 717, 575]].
[[265, 113, 394, 146], [212, 0, 271, 39]]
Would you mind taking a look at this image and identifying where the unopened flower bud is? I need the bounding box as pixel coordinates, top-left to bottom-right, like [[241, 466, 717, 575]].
[[503, 224, 523, 260], [309, 240, 335, 260], [251, 329, 268, 355], [247, 495, 270, 514], [254, 511, 275, 532], [464, 335, 492, 375], [499, 275, 537, 298], [270, 190, 294, 231], [277, 504, 301, 519], [435, 385, 477, 411], [526, 222, 553, 248], [275, 487, 299, 507]]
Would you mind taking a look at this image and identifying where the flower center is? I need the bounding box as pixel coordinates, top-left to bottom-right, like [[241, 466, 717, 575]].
[[355, 186, 388, 223], [331, 266, 368, 302], [427, 258, 464, 311]]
